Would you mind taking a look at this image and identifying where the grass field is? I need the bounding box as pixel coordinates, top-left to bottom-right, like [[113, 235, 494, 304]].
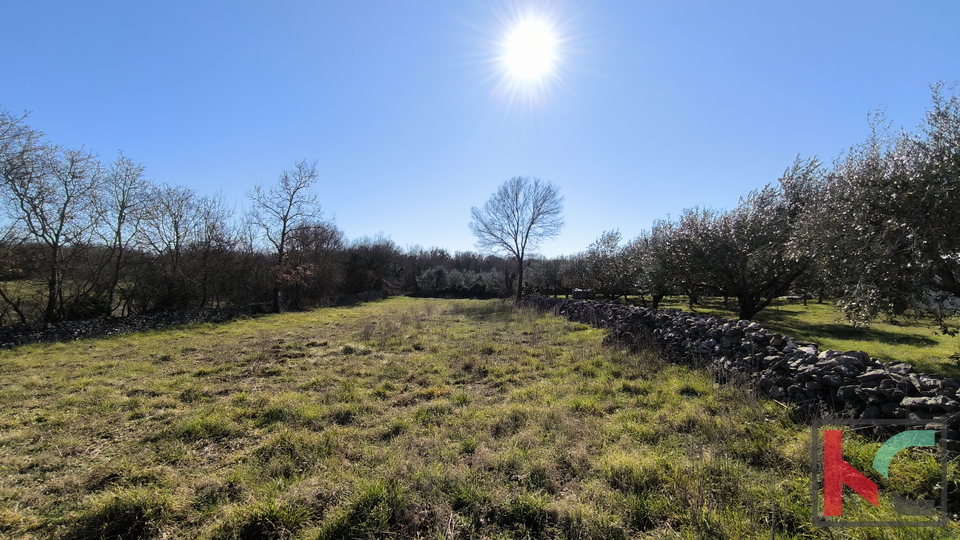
[[624, 296, 960, 379], [0, 297, 956, 539]]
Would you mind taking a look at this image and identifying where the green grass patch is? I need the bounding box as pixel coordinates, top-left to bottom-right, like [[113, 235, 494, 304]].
[[0, 297, 956, 538], [641, 295, 960, 378]]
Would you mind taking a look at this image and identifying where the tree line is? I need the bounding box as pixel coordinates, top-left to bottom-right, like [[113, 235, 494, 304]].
[[4, 83, 958, 327], [0, 111, 518, 325], [519, 84, 960, 325]]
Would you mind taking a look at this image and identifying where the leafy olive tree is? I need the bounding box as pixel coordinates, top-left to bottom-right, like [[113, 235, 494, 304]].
[[712, 161, 821, 320], [810, 84, 960, 326], [585, 230, 641, 301], [671, 207, 722, 309], [634, 221, 681, 309]]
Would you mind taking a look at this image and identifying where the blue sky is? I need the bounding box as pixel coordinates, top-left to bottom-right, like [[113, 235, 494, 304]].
[[4, 1, 959, 257]]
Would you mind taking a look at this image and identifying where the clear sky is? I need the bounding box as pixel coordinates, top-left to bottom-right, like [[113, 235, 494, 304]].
[[4, 1, 959, 258]]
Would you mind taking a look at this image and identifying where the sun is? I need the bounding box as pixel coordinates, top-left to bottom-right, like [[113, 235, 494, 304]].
[[484, 9, 571, 110], [502, 19, 558, 81]]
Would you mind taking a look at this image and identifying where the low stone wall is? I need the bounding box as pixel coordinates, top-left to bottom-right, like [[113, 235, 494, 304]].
[[521, 296, 960, 436]]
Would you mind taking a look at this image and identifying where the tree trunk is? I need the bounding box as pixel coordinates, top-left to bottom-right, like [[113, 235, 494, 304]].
[[516, 256, 524, 300], [44, 247, 61, 322], [272, 251, 284, 313], [108, 245, 123, 316], [0, 287, 27, 324], [651, 294, 663, 310]]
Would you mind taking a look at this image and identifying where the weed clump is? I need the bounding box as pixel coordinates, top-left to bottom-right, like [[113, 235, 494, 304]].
[[316, 480, 410, 540], [165, 407, 239, 441], [254, 428, 332, 479], [340, 343, 370, 356], [61, 489, 169, 540], [212, 500, 309, 540]]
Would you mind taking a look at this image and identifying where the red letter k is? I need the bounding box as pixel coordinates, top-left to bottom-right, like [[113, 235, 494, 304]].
[[823, 429, 879, 516]]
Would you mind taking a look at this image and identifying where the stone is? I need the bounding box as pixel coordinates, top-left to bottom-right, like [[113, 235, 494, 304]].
[[837, 385, 859, 402], [879, 402, 906, 418], [901, 395, 959, 412], [836, 363, 862, 378], [878, 387, 907, 402], [861, 406, 883, 419], [762, 355, 785, 368], [841, 350, 870, 364], [724, 327, 745, 339], [857, 370, 889, 383], [887, 362, 913, 376], [855, 388, 884, 405], [917, 375, 943, 392], [878, 378, 899, 389]]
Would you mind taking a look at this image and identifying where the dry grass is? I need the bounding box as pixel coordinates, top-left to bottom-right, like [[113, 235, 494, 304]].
[[0, 297, 956, 539]]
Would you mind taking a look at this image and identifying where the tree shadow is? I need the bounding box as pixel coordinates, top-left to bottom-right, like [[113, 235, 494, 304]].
[[756, 316, 939, 348], [636, 295, 942, 348]]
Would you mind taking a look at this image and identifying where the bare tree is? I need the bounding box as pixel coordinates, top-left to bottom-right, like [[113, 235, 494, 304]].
[[0, 109, 35, 323], [278, 220, 344, 307], [137, 184, 203, 310], [246, 159, 322, 312], [97, 152, 149, 314], [1, 110, 103, 321], [469, 176, 564, 300], [190, 192, 236, 308]]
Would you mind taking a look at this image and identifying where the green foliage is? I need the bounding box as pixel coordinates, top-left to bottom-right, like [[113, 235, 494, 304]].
[[805, 84, 960, 325]]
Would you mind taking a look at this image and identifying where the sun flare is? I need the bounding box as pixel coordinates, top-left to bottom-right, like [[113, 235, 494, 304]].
[[503, 20, 558, 81]]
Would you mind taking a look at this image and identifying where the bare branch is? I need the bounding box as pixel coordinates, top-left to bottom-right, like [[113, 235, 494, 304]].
[[469, 176, 564, 299]]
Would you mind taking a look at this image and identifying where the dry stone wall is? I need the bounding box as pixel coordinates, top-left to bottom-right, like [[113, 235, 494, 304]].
[[521, 296, 960, 439]]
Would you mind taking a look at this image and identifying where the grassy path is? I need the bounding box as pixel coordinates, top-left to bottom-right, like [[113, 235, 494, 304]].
[[0, 298, 955, 538]]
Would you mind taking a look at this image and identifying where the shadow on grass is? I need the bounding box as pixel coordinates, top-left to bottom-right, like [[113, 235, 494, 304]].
[[628, 296, 942, 349], [757, 318, 939, 348]]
